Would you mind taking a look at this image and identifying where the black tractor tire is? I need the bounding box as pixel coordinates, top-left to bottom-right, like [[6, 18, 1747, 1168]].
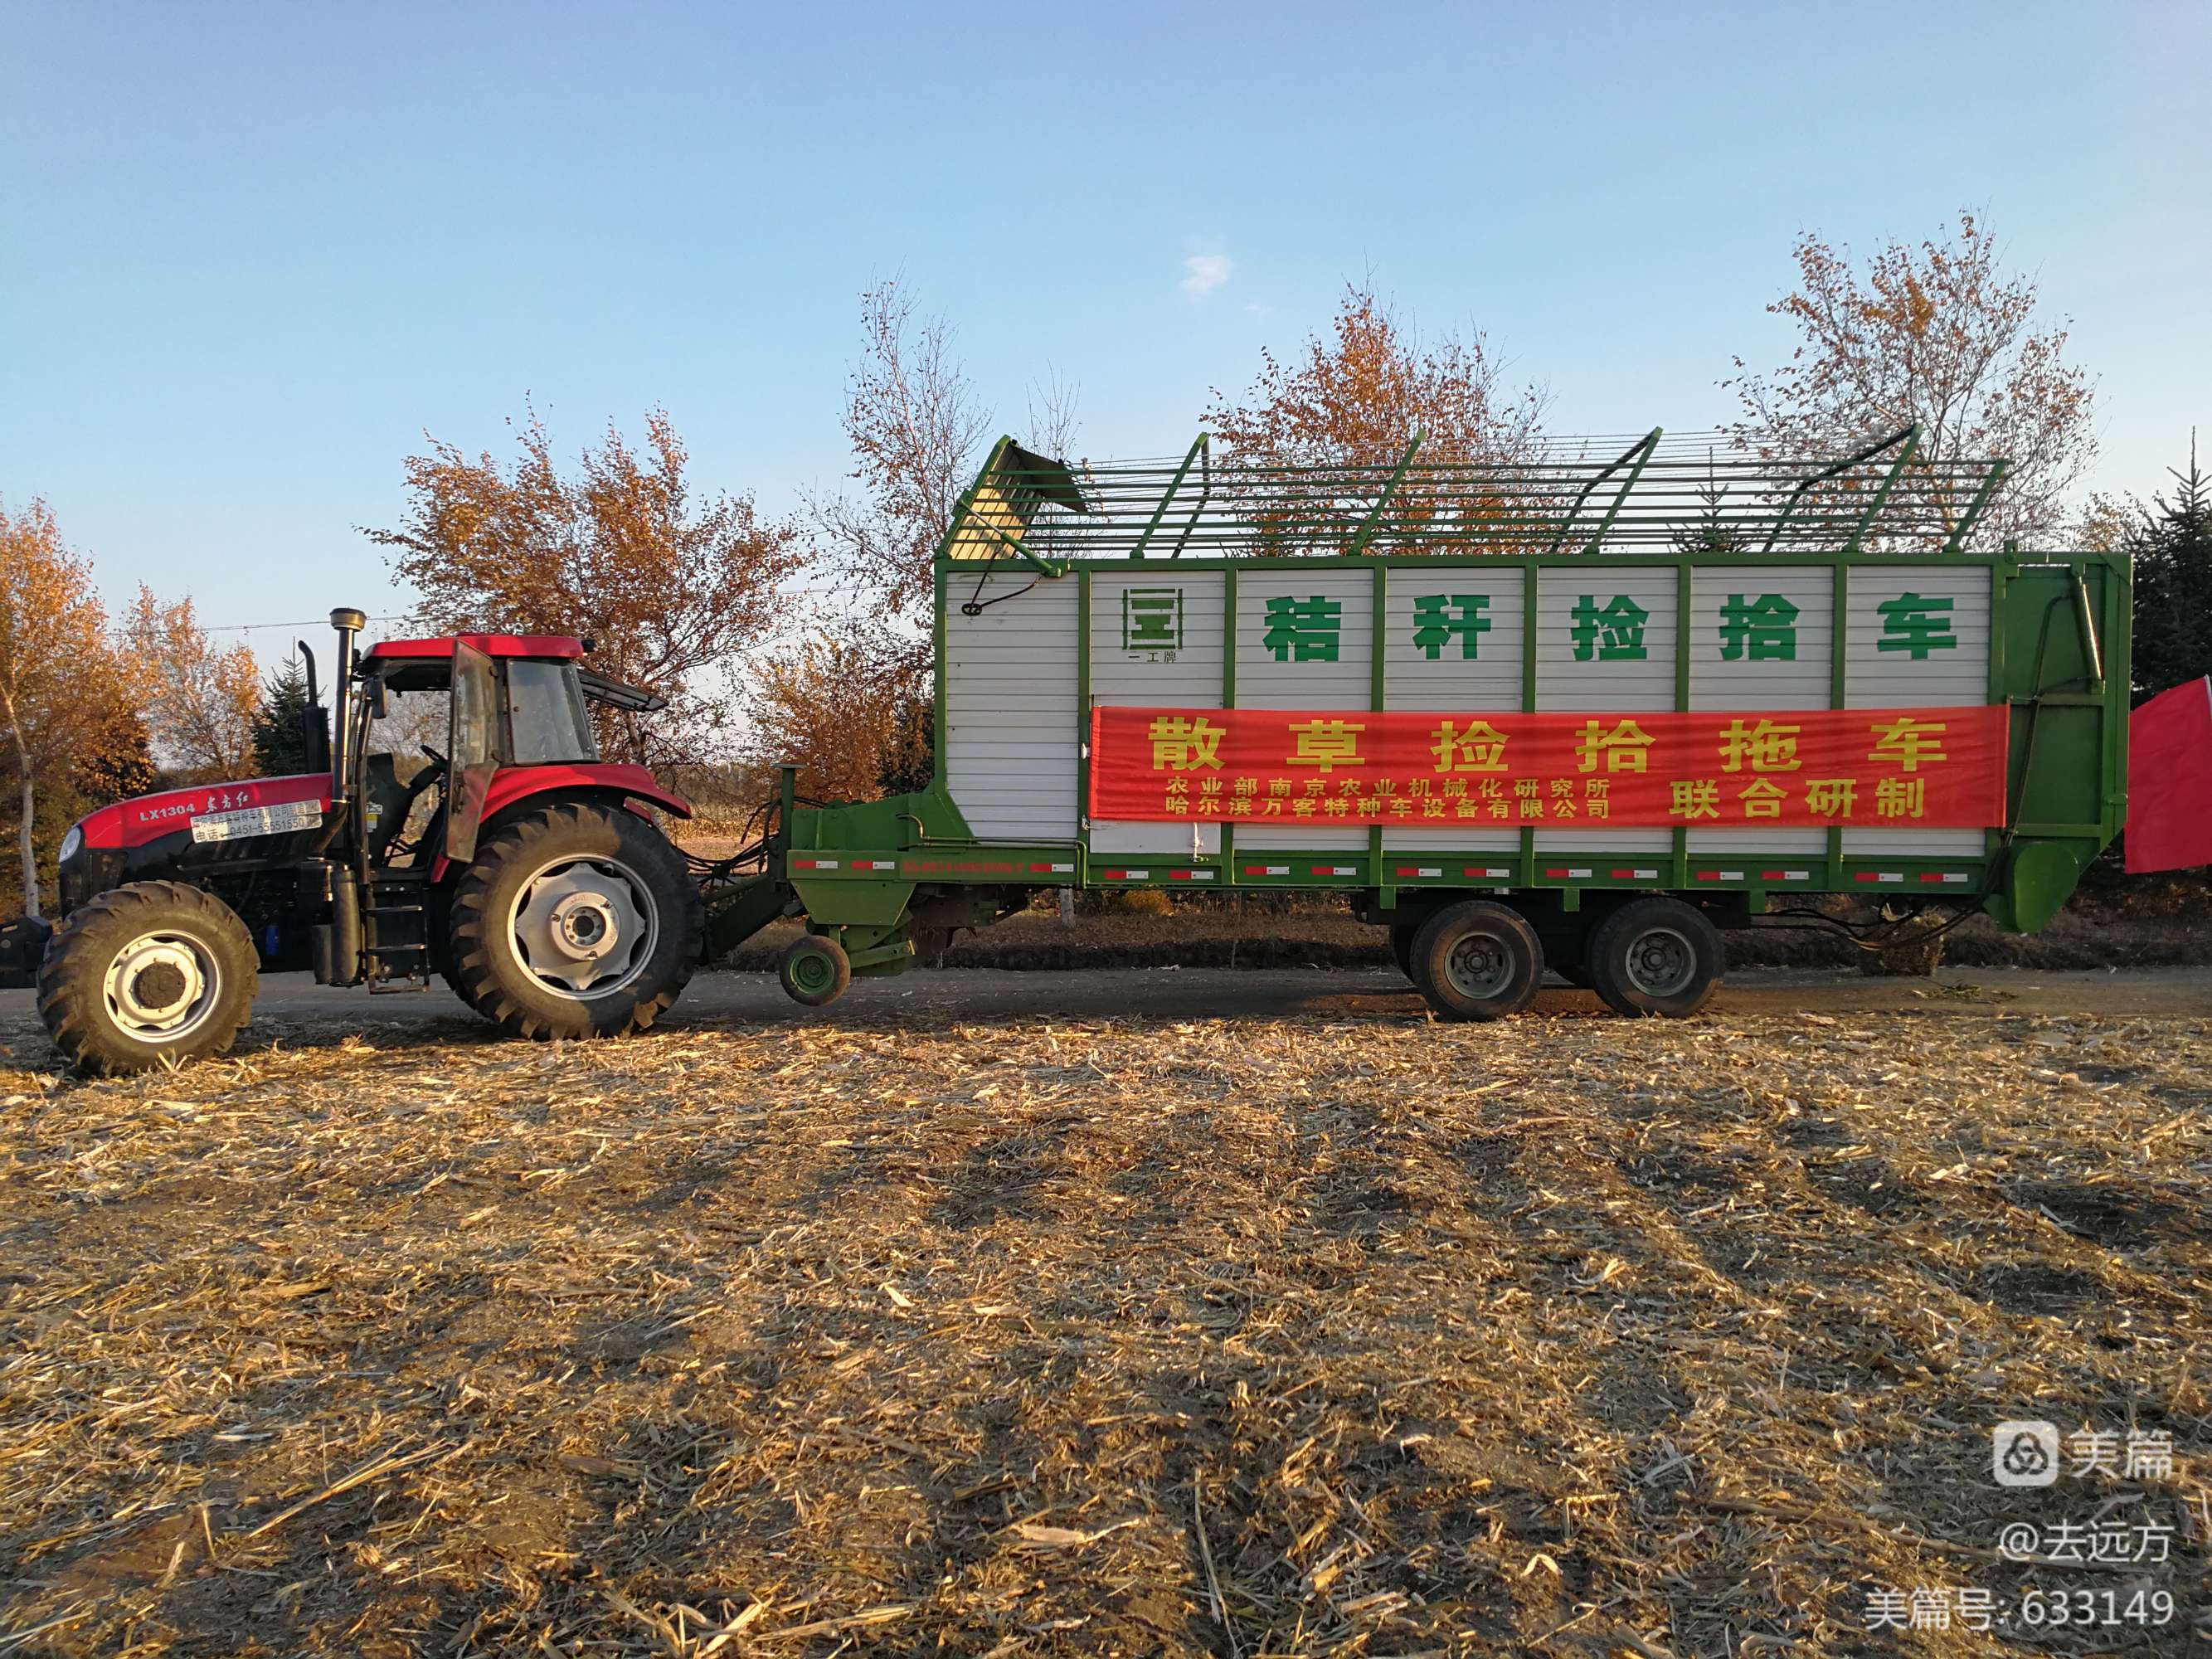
[[0, 913, 53, 990], [1387, 920, 1419, 982], [778, 934, 852, 1007], [1407, 899, 1544, 1021], [36, 882, 259, 1076], [1587, 896, 1723, 1018], [446, 801, 702, 1041]]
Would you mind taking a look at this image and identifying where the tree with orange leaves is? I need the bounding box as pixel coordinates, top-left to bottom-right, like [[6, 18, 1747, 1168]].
[[0, 499, 139, 917], [367, 407, 800, 765], [122, 586, 260, 778], [1203, 283, 1549, 555], [743, 618, 910, 803], [1726, 211, 2096, 549], [1206, 281, 1548, 472]]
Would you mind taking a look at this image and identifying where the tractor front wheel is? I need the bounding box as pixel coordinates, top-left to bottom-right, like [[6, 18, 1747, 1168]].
[[37, 882, 259, 1075], [447, 801, 702, 1041]]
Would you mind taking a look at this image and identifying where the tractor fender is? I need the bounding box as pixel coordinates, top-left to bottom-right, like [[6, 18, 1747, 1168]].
[[430, 766, 692, 883]]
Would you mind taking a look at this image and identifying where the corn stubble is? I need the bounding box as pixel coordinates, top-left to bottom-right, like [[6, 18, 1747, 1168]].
[[0, 999, 2205, 1656]]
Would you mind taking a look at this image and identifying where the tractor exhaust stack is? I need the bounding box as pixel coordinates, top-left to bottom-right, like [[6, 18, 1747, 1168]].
[[328, 607, 366, 803]]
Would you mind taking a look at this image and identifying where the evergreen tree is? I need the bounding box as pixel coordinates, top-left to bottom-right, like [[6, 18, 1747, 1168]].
[[2129, 435, 2212, 705], [250, 651, 325, 775], [1670, 449, 1750, 556]]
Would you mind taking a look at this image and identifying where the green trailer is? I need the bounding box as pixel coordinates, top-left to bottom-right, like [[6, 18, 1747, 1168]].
[[707, 426, 2128, 1019]]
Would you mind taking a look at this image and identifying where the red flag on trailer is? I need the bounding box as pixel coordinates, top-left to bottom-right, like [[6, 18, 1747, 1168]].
[[2125, 676, 2212, 873]]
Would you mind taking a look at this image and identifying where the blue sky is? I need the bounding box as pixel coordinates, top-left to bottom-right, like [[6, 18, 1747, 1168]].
[[5, 0, 2207, 647]]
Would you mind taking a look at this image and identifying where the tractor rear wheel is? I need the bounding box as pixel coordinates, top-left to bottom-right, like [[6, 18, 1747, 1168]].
[[447, 801, 702, 1041], [37, 882, 259, 1075]]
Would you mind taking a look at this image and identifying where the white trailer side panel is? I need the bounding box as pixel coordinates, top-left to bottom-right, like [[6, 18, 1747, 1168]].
[[1382, 567, 1524, 851], [944, 572, 1079, 841], [1088, 572, 1227, 855], [1234, 569, 1373, 850], [1534, 567, 1677, 854], [1685, 564, 1835, 855], [1841, 566, 1991, 857]]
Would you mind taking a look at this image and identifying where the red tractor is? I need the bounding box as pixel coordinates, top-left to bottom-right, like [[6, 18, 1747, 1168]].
[[29, 611, 705, 1074]]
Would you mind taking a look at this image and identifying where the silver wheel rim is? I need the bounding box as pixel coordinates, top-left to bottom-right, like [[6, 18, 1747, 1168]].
[[1623, 926, 1697, 997], [1443, 927, 1515, 999], [506, 855, 659, 1000], [103, 931, 221, 1043]]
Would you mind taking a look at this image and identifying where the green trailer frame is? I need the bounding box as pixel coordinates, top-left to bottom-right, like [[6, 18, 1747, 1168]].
[[707, 434, 2129, 990]]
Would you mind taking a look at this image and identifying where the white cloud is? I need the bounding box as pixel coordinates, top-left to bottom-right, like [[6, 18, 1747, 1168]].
[[1179, 253, 1232, 300]]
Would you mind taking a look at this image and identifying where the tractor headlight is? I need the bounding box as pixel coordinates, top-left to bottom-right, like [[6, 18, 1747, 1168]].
[[58, 825, 83, 864]]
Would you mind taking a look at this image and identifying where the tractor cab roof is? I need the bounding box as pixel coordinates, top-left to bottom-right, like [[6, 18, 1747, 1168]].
[[365, 633, 586, 663]]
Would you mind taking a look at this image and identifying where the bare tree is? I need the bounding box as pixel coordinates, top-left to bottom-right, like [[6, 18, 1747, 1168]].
[[1725, 211, 2096, 547], [807, 280, 993, 674]]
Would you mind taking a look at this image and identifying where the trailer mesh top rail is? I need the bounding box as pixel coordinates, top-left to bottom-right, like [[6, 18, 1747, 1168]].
[[947, 426, 2010, 572]]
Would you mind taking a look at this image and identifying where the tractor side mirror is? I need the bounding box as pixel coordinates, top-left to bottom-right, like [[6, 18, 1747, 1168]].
[[366, 677, 390, 721]]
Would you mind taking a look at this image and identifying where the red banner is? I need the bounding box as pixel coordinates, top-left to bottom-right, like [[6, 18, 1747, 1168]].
[[2126, 676, 2212, 873], [1089, 704, 2009, 830]]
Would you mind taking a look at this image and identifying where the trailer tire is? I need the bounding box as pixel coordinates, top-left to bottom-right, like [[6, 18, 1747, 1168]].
[[36, 882, 259, 1075], [1587, 897, 1722, 1018], [448, 801, 701, 1041], [778, 935, 851, 1007], [1407, 900, 1544, 1021]]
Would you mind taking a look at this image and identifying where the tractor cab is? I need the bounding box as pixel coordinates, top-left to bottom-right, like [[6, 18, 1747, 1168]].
[[350, 633, 601, 869]]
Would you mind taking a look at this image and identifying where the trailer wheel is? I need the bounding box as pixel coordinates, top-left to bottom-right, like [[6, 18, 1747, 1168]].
[[1388, 921, 1419, 982], [1587, 897, 1722, 1018], [1407, 900, 1543, 1021], [36, 882, 259, 1075], [448, 801, 702, 1041], [777, 934, 851, 1007]]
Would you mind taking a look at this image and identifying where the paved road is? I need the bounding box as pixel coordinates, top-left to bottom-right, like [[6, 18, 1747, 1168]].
[[4, 964, 2206, 1050]]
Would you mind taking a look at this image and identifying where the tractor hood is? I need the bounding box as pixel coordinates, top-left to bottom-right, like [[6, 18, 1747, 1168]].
[[71, 773, 333, 853]]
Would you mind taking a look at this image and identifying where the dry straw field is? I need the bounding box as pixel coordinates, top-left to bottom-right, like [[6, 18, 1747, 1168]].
[[0, 990, 2206, 1657]]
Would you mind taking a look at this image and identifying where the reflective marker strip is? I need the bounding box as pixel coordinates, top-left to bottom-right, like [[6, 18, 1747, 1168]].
[[1244, 864, 1291, 875], [793, 858, 838, 870], [854, 859, 897, 870], [1168, 869, 1214, 881], [1544, 867, 1592, 879], [1610, 868, 1660, 880], [1028, 862, 1076, 873], [1919, 871, 1971, 884], [1394, 866, 1444, 878], [1311, 865, 1359, 876], [1103, 868, 1150, 880], [1463, 866, 1513, 878], [1694, 869, 1747, 882], [1855, 871, 1907, 883], [1760, 869, 1813, 881]]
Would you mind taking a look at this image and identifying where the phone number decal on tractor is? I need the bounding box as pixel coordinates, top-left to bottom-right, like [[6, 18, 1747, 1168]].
[[189, 800, 325, 844]]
